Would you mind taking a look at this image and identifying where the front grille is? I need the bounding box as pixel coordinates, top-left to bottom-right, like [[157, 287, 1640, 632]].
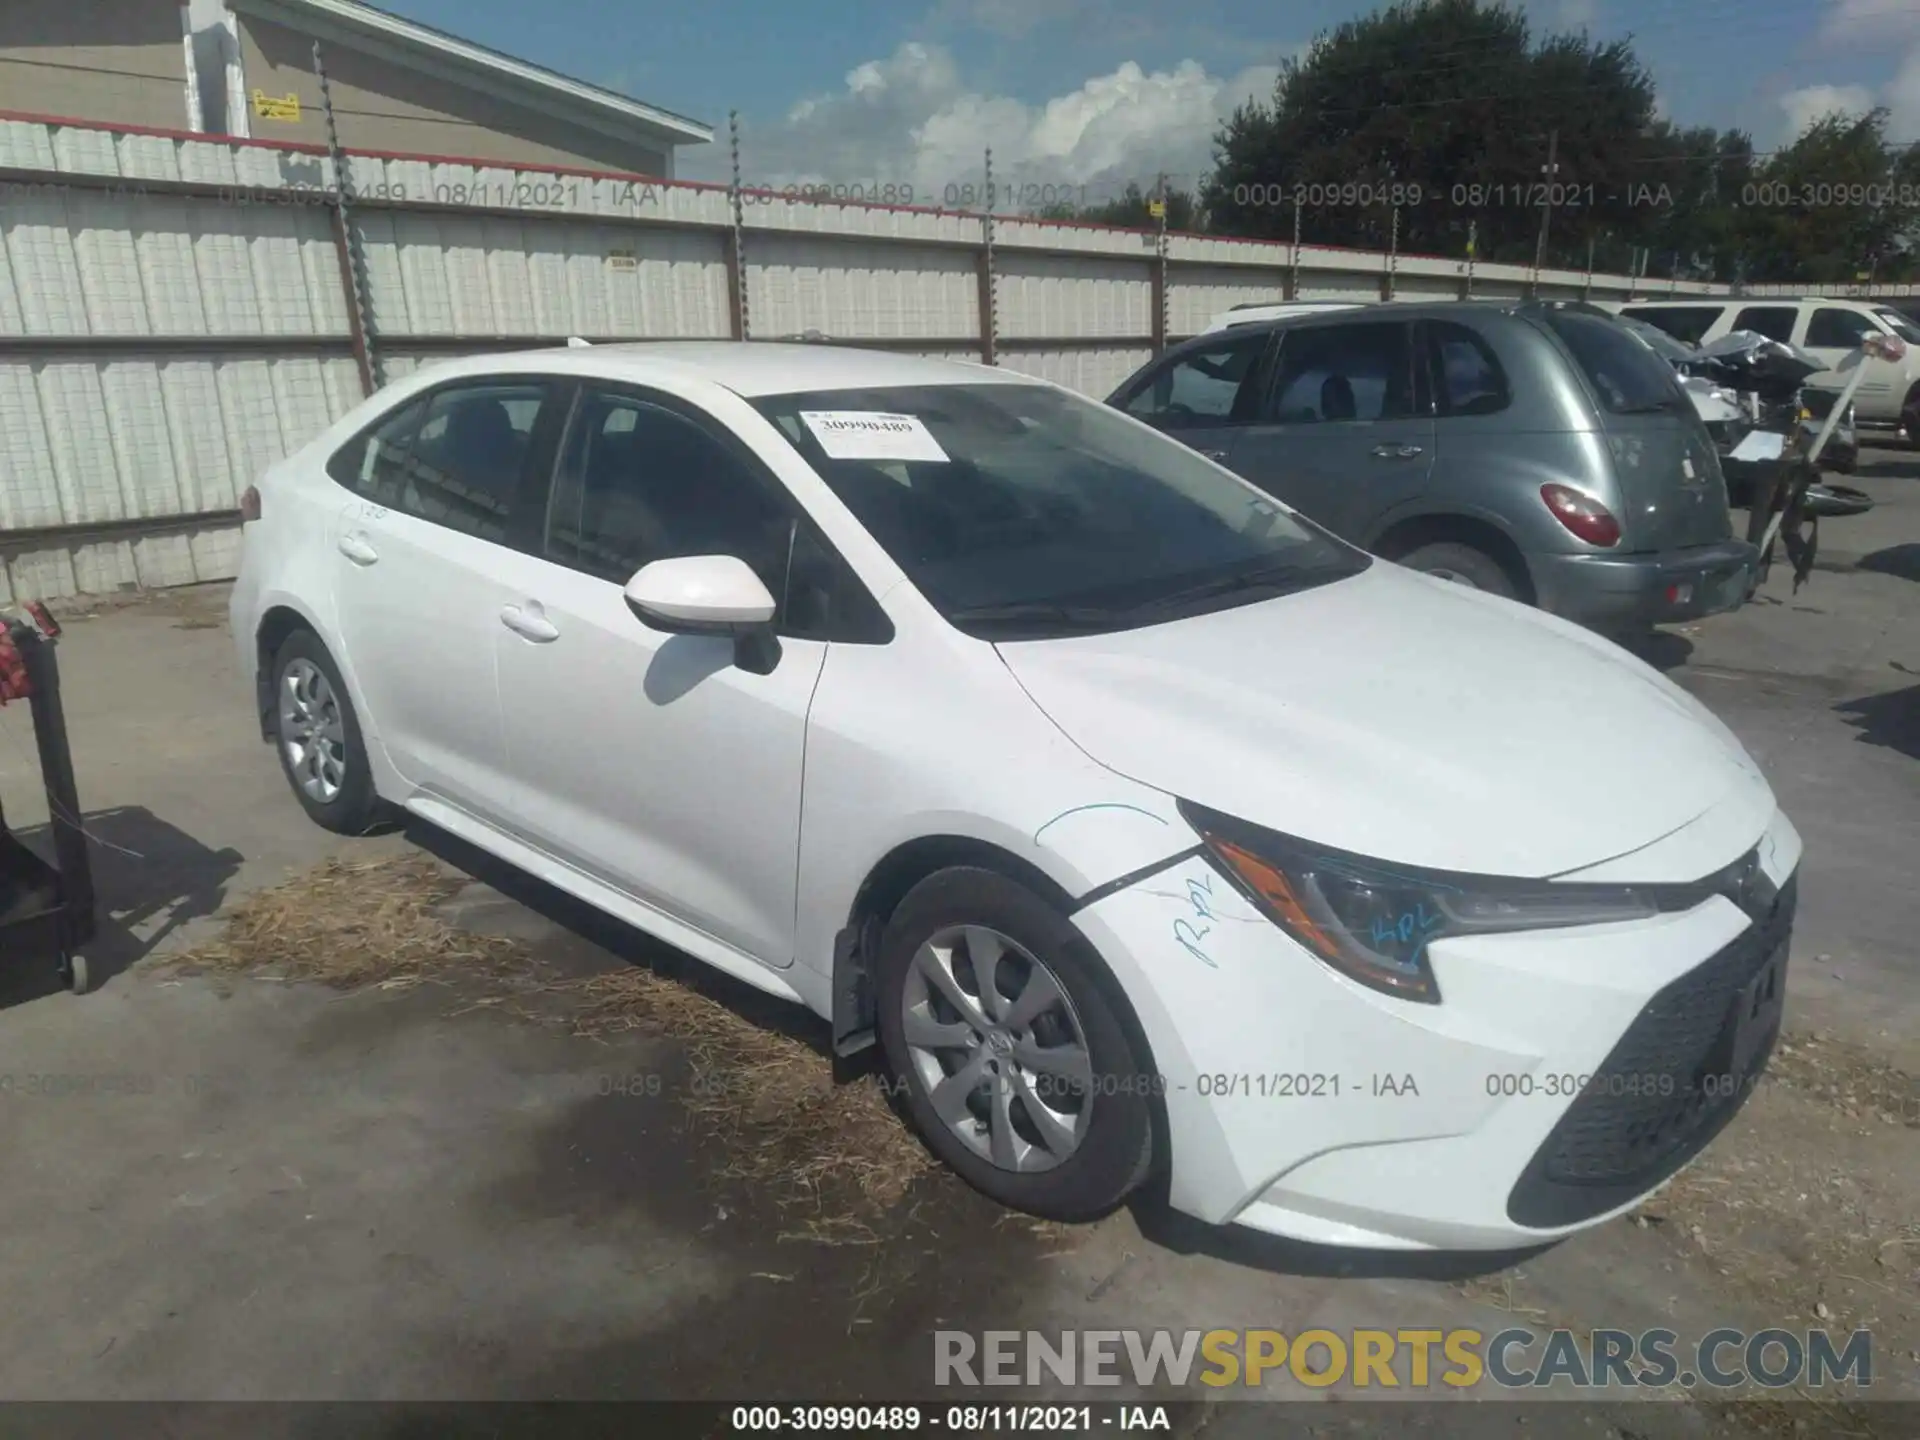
[[1507, 876, 1795, 1228]]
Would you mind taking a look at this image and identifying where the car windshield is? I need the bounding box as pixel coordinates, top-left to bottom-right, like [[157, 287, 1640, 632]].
[[1536, 309, 1686, 414], [751, 382, 1369, 638], [1874, 308, 1920, 344]]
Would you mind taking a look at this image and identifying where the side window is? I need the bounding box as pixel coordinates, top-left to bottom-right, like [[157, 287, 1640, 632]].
[[391, 382, 548, 544], [1731, 306, 1798, 343], [326, 397, 426, 503], [1805, 307, 1878, 350], [1263, 322, 1415, 424], [1123, 333, 1268, 426], [1621, 306, 1724, 344], [1425, 321, 1511, 416], [546, 389, 887, 641]]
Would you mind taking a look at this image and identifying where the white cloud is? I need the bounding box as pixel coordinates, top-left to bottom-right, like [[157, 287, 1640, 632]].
[[1887, 46, 1920, 134], [685, 42, 1280, 205], [1818, 0, 1920, 46], [1777, 83, 1877, 140]]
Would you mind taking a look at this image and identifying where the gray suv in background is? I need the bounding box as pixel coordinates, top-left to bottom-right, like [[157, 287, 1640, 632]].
[[1106, 301, 1758, 630]]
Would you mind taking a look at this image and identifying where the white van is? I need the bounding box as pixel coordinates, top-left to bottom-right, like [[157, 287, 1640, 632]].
[[1611, 296, 1920, 436]]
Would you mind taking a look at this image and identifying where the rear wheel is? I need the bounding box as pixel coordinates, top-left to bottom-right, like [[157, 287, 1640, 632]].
[[270, 630, 381, 835], [875, 867, 1153, 1222], [1395, 540, 1519, 599]]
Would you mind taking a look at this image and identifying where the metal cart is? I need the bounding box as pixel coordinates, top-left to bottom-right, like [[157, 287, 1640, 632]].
[[0, 608, 96, 994]]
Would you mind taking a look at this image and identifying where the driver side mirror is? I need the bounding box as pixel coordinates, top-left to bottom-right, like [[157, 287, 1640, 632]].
[[623, 555, 782, 675]]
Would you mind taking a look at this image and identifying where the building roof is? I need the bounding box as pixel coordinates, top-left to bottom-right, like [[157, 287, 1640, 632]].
[[225, 0, 712, 150]]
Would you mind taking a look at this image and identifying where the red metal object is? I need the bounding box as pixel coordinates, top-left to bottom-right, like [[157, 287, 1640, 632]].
[[0, 628, 27, 705]]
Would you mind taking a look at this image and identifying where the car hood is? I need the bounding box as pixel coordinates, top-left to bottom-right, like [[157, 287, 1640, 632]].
[[995, 564, 1766, 879]]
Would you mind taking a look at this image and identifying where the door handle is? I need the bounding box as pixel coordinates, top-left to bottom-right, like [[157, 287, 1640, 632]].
[[500, 604, 559, 643], [336, 533, 379, 565], [1371, 443, 1424, 459]]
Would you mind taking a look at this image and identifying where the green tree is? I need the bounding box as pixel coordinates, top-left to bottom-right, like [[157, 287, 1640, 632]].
[[1731, 109, 1917, 284], [1201, 0, 1752, 273]]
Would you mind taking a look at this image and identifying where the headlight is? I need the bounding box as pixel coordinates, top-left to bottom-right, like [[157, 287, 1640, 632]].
[[1179, 801, 1693, 1004]]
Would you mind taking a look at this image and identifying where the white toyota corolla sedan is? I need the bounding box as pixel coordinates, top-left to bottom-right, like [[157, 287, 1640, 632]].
[[230, 342, 1799, 1250]]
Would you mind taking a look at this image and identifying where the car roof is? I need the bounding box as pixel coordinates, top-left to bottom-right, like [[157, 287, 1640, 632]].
[[391, 341, 1038, 399], [1622, 296, 1874, 308], [1180, 299, 1527, 343]]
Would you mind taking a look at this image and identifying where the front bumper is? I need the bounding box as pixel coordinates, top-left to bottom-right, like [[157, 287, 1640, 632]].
[[1531, 538, 1757, 628], [1070, 807, 1800, 1250]]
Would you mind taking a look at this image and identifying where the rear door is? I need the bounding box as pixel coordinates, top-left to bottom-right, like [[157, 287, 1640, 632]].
[[1532, 309, 1731, 552], [1224, 317, 1434, 541], [327, 377, 561, 810], [1108, 329, 1274, 469], [1728, 304, 1799, 343]]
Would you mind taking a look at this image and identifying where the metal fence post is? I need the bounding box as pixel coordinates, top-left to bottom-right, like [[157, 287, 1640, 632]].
[[1151, 171, 1169, 353], [1383, 203, 1399, 300], [978, 148, 998, 366], [728, 111, 749, 340], [313, 42, 379, 393], [1288, 194, 1302, 299]]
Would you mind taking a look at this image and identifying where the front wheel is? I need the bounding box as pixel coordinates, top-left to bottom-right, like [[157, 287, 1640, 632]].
[[875, 867, 1154, 1222]]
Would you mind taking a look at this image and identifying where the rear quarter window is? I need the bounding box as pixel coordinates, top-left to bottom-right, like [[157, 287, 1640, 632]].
[[1538, 311, 1683, 414]]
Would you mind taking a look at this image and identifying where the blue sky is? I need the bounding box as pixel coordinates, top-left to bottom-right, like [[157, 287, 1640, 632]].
[[373, 0, 1919, 191]]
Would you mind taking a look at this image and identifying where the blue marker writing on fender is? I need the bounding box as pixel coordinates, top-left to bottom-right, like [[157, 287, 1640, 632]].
[[1371, 902, 1444, 963], [1174, 871, 1219, 967]]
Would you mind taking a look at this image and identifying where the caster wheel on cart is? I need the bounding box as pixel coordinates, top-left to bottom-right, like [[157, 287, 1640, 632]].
[[64, 953, 90, 995]]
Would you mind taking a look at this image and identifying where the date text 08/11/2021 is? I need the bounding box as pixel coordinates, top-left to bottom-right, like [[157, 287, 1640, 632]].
[[729, 1404, 1172, 1432]]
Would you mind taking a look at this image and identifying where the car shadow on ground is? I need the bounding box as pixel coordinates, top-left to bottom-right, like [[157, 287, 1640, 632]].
[[408, 821, 1547, 1288], [1858, 542, 1920, 583], [1835, 680, 1920, 762], [0, 805, 243, 1009], [403, 818, 831, 1055]]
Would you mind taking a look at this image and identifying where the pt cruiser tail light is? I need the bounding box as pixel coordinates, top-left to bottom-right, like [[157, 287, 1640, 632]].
[[1540, 483, 1620, 547]]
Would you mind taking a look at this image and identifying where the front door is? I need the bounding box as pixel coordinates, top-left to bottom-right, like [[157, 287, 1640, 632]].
[[1110, 328, 1274, 471], [1226, 317, 1435, 541], [489, 386, 826, 968], [328, 378, 557, 808], [1798, 306, 1897, 419]]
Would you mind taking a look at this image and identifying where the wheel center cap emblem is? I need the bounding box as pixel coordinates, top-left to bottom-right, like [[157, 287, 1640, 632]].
[[987, 1030, 1014, 1055]]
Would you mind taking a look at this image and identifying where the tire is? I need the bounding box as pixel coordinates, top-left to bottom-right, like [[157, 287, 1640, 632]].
[[269, 629, 381, 835], [875, 867, 1154, 1222], [1395, 540, 1519, 599]]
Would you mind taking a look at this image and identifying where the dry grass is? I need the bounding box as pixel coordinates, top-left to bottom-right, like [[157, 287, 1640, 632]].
[[562, 966, 935, 1244], [171, 852, 522, 988], [171, 852, 937, 1242], [1630, 1031, 1920, 1387]]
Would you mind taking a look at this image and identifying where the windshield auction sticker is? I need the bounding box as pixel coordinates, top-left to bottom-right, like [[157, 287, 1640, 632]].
[[800, 411, 950, 463]]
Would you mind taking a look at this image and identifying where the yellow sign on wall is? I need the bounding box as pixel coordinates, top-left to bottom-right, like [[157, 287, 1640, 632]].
[[252, 90, 302, 122]]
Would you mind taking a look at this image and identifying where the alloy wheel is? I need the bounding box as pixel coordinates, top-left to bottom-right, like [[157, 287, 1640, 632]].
[[900, 924, 1094, 1173], [279, 658, 348, 804]]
